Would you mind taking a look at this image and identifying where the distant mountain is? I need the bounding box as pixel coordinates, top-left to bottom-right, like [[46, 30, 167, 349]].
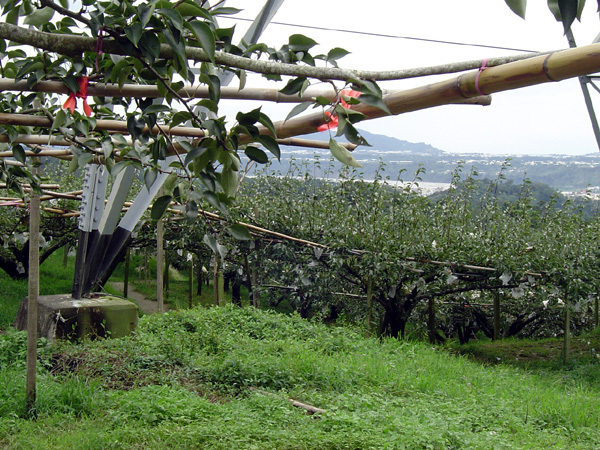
[[298, 129, 445, 155], [268, 129, 600, 192]]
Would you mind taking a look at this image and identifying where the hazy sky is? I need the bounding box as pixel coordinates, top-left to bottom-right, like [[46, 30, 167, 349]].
[[217, 1, 600, 156]]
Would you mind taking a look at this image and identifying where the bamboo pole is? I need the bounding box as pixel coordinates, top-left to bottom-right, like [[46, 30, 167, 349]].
[[0, 78, 491, 106], [0, 126, 357, 151], [265, 44, 600, 140]]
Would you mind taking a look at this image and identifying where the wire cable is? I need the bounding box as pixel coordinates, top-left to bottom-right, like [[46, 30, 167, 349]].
[[231, 17, 538, 54]]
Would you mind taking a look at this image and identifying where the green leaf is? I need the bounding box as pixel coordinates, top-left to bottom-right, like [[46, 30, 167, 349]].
[[258, 112, 277, 138], [12, 144, 26, 165], [326, 47, 350, 66], [284, 102, 312, 122], [23, 7, 55, 28], [244, 146, 269, 164], [203, 233, 221, 256], [101, 139, 113, 159], [151, 195, 172, 220], [288, 34, 318, 52], [143, 104, 170, 115], [139, 32, 161, 62], [138, 4, 155, 27], [329, 138, 362, 167], [186, 21, 216, 62], [158, 8, 184, 32], [51, 109, 67, 132], [505, 0, 527, 18], [125, 22, 143, 46], [280, 77, 308, 96], [227, 224, 253, 241], [358, 94, 391, 115], [200, 73, 221, 102], [258, 135, 280, 161], [144, 167, 158, 190], [549, 0, 583, 32], [171, 111, 193, 127], [175, 1, 208, 17], [220, 166, 238, 197], [210, 7, 241, 16]]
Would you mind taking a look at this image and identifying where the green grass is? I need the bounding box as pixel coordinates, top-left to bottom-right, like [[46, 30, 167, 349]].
[[2, 256, 600, 448], [1, 306, 599, 449], [0, 251, 76, 331]]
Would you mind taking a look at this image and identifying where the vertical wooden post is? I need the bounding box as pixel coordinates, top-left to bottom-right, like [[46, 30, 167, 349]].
[[26, 165, 41, 417], [427, 297, 436, 344], [251, 240, 260, 308], [563, 295, 571, 364], [188, 254, 194, 309], [164, 252, 170, 300], [213, 253, 220, 306], [366, 277, 373, 335], [123, 247, 130, 298], [493, 291, 501, 341], [156, 211, 164, 313], [196, 262, 203, 296], [62, 243, 69, 268]]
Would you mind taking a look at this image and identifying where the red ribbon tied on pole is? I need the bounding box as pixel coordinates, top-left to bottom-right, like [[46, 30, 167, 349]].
[[62, 76, 92, 117], [317, 89, 361, 132]]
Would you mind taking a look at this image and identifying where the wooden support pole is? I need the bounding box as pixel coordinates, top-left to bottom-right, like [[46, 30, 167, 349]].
[[62, 243, 69, 268], [164, 252, 170, 300], [493, 291, 501, 341], [188, 254, 194, 309], [213, 253, 220, 306], [25, 164, 40, 418], [427, 297, 436, 344], [366, 277, 373, 336], [563, 298, 571, 364], [156, 213, 165, 313]]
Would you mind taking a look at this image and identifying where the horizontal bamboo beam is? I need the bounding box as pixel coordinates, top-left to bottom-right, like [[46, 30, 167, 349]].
[[267, 43, 600, 139], [0, 183, 60, 189], [0, 78, 491, 107], [0, 121, 357, 151]]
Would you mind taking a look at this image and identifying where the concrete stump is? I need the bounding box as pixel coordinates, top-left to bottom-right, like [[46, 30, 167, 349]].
[[14, 294, 138, 342]]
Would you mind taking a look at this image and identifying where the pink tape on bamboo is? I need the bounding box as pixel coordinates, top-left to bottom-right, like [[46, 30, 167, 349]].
[[474, 59, 488, 96]]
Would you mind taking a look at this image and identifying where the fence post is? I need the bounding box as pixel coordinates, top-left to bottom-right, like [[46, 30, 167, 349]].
[[563, 295, 571, 364], [156, 209, 164, 313], [493, 291, 501, 341], [188, 254, 194, 309], [26, 163, 41, 417]]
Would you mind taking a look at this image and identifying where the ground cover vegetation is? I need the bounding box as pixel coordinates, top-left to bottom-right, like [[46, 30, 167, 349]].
[[1, 305, 600, 449]]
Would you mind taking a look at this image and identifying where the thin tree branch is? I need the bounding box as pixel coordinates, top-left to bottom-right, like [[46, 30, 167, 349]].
[[0, 22, 547, 82]]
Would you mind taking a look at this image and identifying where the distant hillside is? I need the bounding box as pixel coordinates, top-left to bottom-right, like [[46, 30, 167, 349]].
[[268, 129, 600, 192]]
